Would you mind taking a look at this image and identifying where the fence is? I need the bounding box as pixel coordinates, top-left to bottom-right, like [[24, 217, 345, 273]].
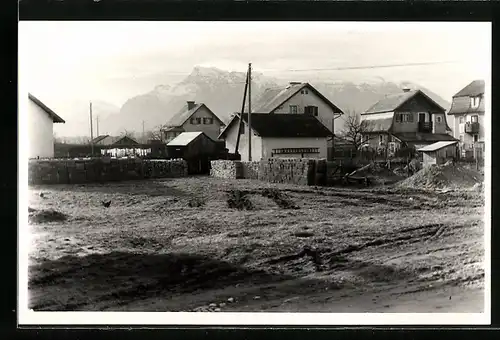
[[28, 158, 188, 185]]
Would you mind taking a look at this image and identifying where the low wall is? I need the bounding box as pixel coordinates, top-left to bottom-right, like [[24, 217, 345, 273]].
[[210, 158, 321, 186], [28, 158, 188, 185], [209, 160, 240, 179]]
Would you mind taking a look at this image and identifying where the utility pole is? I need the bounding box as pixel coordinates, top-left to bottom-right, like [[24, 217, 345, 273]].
[[248, 63, 252, 161], [90, 101, 94, 157], [235, 70, 249, 156]]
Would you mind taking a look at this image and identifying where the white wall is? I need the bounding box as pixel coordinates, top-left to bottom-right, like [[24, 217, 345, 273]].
[[181, 105, 224, 141], [28, 99, 55, 158], [272, 89, 342, 134], [224, 121, 263, 161], [261, 137, 328, 159], [452, 113, 485, 148]]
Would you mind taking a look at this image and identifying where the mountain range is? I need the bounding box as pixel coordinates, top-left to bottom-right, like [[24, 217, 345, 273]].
[[57, 66, 452, 138]]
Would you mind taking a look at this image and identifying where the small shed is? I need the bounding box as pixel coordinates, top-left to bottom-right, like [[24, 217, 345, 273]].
[[166, 132, 218, 174], [418, 141, 459, 167]]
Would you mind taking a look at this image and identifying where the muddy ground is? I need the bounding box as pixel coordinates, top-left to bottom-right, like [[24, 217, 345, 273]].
[[26, 177, 485, 312]]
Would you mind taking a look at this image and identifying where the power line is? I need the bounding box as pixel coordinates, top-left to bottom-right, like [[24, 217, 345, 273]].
[[258, 61, 458, 73]]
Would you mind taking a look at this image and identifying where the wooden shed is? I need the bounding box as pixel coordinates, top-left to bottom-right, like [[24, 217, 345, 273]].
[[166, 132, 218, 174], [418, 141, 459, 167]]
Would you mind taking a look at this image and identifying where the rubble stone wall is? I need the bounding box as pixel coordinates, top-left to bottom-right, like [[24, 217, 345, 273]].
[[28, 158, 188, 185]]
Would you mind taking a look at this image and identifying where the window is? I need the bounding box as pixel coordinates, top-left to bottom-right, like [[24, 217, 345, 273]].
[[289, 105, 298, 114], [400, 113, 413, 123], [473, 134, 479, 142], [471, 115, 479, 123], [436, 116, 442, 123], [203, 117, 214, 125], [470, 96, 481, 109], [190, 117, 201, 125], [395, 113, 401, 123], [304, 106, 318, 116], [379, 135, 384, 144], [459, 116, 465, 124]]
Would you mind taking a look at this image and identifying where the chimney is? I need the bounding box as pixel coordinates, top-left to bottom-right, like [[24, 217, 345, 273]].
[[187, 101, 196, 110], [402, 87, 411, 93]]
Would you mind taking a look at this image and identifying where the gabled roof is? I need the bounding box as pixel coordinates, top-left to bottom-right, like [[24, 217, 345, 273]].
[[164, 103, 224, 127], [253, 82, 344, 115], [417, 141, 458, 152], [453, 80, 485, 98], [93, 135, 139, 146], [28, 93, 65, 123], [219, 113, 333, 139], [362, 90, 446, 115], [167, 131, 212, 147]]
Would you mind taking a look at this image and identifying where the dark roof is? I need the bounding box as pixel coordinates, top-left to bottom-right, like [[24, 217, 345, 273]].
[[448, 95, 485, 115], [165, 103, 224, 127], [91, 135, 109, 144], [363, 90, 446, 115], [28, 93, 65, 123], [453, 80, 485, 97], [93, 135, 139, 146], [220, 113, 333, 139], [392, 132, 457, 144], [253, 83, 344, 114]]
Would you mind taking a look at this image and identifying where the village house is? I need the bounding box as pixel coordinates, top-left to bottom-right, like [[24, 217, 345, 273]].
[[219, 113, 333, 161], [252, 82, 345, 136], [161, 101, 225, 143], [91, 135, 139, 146], [360, 88, 456, 155], [27, 93, 65, 159], [447, 80, 485, 159]]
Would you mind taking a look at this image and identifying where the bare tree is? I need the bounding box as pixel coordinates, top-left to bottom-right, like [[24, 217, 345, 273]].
[[145, 125, 165, 142], [338, 111, 375, 151]]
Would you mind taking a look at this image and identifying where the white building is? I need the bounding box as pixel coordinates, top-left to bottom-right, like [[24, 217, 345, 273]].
[[27, 93, 65, 159], [219, 113, 332, 161], [447, 80, 485, 158], [252, 82, 344, 135]]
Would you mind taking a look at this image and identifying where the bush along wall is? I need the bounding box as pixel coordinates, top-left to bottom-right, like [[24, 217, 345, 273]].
[[28, 158, 188, 185]]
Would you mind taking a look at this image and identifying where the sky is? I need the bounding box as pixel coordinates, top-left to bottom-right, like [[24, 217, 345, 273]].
[[19, 21, 490, 131]]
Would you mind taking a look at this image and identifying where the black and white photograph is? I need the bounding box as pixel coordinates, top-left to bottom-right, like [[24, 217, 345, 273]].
[[18, 21, 490, 325]]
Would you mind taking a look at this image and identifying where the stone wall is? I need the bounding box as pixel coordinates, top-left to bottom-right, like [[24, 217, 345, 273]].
[[241, 161, 260, 180], [209, 160, 240, 179], [210, 158, 332, 186], [28, 158, 188, 185]]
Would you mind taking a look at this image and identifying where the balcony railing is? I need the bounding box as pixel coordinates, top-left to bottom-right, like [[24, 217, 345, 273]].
[[465, 122, 480, 134], [418, 121, 433, 133]]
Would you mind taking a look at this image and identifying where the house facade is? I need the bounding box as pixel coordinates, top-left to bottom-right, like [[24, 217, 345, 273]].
[[161, 101, 225, 143], [219, 113, 332, 161], [253, 82, 345, 135], [28, 93, 65, 159], [360, 88, 455, 156], [447, 80, 485, 159]]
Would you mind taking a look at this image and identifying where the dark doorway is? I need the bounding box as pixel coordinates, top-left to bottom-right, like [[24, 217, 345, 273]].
[[418, 113, 426, 123]]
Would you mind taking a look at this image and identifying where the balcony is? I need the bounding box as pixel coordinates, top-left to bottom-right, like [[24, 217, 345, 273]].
[[465, 122, 480, 134], [418, 121, 433, 133]]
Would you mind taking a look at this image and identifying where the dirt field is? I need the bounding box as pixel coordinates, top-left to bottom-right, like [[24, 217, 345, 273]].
[[26, 176, 485, 312]]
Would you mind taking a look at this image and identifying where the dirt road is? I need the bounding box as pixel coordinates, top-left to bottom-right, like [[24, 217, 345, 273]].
[[26, 177, 485, 312]]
